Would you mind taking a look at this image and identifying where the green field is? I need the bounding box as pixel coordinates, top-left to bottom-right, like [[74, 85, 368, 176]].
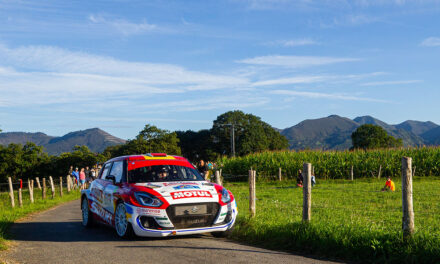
[[0, 187, 81, 250], [224, 177, 440, 263]]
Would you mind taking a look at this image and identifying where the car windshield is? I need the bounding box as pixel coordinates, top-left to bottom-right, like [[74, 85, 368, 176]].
[[128, 164, 204, 183]]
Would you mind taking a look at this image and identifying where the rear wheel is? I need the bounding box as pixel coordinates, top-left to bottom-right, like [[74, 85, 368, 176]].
[[81, 197, 94, 228], [115, 202, 134, 238]]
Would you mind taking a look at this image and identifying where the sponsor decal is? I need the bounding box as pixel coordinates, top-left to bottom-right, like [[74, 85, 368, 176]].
[[163, 182, 199, 186], [90, 201, 113, 225], [220, 212, 228, 216], [91, 188, 103, 203], [145, 183, 162, 189], [172, 185, 200, 190], [171, 190, 213, 199], [125, 204, 134, 214], [202, 182, 214, 186], [104, 193, 112, 206], [136, 207, 162, 216], [155, 217, 168, 220]]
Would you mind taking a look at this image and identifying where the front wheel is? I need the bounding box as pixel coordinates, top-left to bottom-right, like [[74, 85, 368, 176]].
[[115, 202, 134, 239], [81, 197, 94, 228]]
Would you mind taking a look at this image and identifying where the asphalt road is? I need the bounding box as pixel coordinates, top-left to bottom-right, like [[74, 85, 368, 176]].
[[2, 200, 343, 264]]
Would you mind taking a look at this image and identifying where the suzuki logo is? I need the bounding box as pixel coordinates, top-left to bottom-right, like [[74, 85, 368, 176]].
[[191, 206, 199, 213]]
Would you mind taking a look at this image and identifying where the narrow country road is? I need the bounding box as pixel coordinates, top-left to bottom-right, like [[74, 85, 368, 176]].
[[2, 200, 343, 264]]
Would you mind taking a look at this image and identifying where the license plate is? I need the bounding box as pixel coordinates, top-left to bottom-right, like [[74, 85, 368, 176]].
[[175, 205, 207, 215]]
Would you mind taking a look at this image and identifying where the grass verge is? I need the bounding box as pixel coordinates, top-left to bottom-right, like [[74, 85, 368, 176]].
[[0, 188, 80, 250], [225, 177, 440, 264]]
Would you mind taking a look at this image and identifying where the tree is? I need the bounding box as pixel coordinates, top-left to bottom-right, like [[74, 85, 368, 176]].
[[103, 124, 181, 158], [176, 130, 217, 162], [211, 110, 289, 156], [351, 124, 403, 150]]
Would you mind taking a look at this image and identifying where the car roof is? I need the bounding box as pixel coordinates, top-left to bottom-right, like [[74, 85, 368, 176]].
[[106, 153, 188, 163]]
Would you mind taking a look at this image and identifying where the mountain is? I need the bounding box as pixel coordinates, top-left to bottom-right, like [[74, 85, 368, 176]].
[[395, 120, 439, 136], [354, 116, 425, 147], [281, 115, 359, 150], [0, 132, 54, 146], [0, 128, 126, 155], [420, 126, 440, 145], [281, 115, 440, 150]]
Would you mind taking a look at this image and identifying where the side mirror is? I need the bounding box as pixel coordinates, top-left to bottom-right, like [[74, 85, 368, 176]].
[[107, 175, 116, 184]]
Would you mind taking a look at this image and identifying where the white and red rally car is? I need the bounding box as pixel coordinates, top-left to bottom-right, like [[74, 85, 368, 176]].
[[81, 153, 237, 238]]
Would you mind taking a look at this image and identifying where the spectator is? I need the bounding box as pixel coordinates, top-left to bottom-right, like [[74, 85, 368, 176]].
[[296, 169, 303, 187], [381, 176, 395, 192], [72, 167, 79, 186], [79, 168, 86, 190], [312, 174, 316, 187], [198, 160, 207, 180], [68, 165, 73, 176]]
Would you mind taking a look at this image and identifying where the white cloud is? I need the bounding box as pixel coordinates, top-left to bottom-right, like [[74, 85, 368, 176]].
[[361, 80, 422, 86], [88, 14, 157, 36], [237, 55, 360, 68], [270, 90, 388, 103], [265, 39, 318, 47], [421, 37, 440, 47], [253, 72, 386, 86]]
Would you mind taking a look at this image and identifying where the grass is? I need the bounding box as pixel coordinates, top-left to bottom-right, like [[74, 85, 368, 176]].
[[0, 187, 81, 250], [224, 177, 440, 263]]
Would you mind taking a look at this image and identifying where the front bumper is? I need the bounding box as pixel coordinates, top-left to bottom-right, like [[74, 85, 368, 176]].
[[125, 201, 238, 237]]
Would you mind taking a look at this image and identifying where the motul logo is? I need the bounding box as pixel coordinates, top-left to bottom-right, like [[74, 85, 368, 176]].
[[171, 190, 212, 199]]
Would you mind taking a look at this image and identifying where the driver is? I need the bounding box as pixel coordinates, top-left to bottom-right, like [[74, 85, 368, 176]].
[[158, 167, 168, 180]]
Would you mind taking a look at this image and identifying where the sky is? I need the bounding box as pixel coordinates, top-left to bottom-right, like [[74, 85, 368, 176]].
[[1, 0, 440, 139]]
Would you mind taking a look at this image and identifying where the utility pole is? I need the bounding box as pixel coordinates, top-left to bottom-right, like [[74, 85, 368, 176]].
[[218, 123, 239, 157]]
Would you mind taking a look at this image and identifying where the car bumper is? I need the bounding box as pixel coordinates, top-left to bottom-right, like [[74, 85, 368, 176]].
[[126, 201, 238, 237]]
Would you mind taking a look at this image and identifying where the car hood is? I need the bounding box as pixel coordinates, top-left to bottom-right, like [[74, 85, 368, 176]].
[[133, 181, 219, 204]]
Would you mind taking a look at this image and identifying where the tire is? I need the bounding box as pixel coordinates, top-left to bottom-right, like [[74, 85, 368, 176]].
[[115, 202, 134, 239], [81, 197, 94, 228], [212, 225, 234, 238]]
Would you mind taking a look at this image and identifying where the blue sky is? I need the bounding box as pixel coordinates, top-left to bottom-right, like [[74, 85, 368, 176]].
[[1, 0, 440, 139]]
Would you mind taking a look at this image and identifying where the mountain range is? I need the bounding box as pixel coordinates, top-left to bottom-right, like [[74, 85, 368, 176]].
[[1, 115, 440, 154], [280, 115, 440, 150], [0, 128, 126, 155]]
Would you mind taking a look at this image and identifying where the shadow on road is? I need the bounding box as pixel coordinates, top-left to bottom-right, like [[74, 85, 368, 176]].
[[116, 245, 292, 255]]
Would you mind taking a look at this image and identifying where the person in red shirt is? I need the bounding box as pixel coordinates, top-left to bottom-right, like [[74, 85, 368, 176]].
[[381, 177, 395, 192]]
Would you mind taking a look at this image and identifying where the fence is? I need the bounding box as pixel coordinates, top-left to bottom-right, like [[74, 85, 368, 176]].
[[2, 175, 81, 208], [217, 157, 417, 240]]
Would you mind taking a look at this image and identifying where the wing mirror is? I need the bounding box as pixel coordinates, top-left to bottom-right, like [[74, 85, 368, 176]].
[[107, 175, 116, 184]]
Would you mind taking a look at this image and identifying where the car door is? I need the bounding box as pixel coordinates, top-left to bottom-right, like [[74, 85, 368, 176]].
[[103, 160, 124, 214], [89, 162, 113, 224]]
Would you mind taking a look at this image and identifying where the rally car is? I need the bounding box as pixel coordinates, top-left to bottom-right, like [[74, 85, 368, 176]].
[[80, 153, 237, 238]]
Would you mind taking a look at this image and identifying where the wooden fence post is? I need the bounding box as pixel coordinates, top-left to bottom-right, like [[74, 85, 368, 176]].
[[18, 179, 23, 207], [249, 169, 256, 217], [402, 157, 414, 240], [215, 170, 222, 186], [66, 175, 71, 193], [302, 163, 312, 222], [36, 177, 41, 190], [59, 177, 63, 197], [29, 179, 34, 203], [49, 176, 55, 199], [378, 165, 382, 179], [42, 178, 46, 200], [278, 168, 282, 181], [350, 166, 354, 181], [8, 177, 15, 208], [412, 166, 416, 177]]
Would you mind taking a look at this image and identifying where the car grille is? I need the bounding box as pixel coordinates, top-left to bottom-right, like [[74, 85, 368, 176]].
[[166, 203, 220, 229]]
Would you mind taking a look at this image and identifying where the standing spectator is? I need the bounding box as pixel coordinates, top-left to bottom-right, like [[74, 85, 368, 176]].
[[68, 165, 73, 177], [72, 167, 79, 187], [198, 160, 207, 180], [79, 168, 86, 190]]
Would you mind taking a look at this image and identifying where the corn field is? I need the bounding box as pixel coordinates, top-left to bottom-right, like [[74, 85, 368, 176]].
[[218, 147, 440, 179]]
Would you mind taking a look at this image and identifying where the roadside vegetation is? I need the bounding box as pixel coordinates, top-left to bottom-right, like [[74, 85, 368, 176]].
[[219, 147, 440, 179], [0, 189, 80, 250], [225, 178, 440, 263]]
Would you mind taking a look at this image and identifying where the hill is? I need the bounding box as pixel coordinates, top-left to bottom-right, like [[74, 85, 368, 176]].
[[0, 128, 126, 155], [281, 115, 439, 150]]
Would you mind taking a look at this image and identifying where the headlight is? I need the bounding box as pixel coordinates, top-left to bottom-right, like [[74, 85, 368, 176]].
[[134, 192, 163, 207], [221, 188, 231, 204]]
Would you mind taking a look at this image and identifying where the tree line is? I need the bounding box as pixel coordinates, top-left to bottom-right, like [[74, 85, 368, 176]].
[[0, 110, 401, 183]]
